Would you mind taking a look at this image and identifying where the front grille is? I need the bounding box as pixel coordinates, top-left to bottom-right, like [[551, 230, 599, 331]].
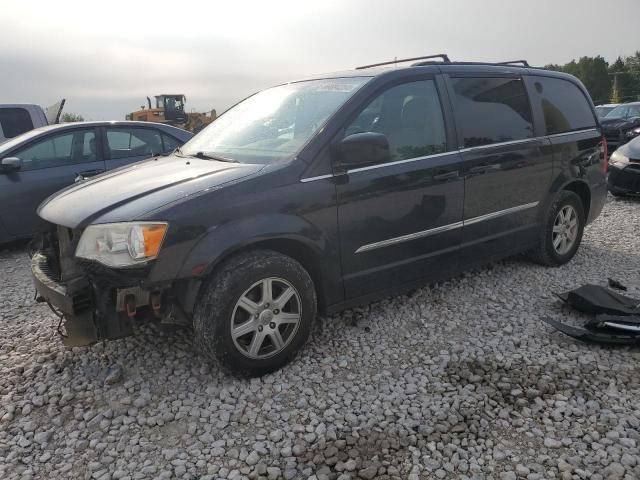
[[34, 253, 61, 283], [32, 223, 62, 281], [72, 290, 93, 313]]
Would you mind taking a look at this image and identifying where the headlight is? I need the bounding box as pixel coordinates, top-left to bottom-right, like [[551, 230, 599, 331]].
[[609, 150, 629, 168], [626, 127, 640, 138], [75, 222, 168, 267]]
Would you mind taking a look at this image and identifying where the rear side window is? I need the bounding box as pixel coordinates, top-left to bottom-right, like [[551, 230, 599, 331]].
[[451, 77, 533, 148], [0, 108, 34, 138], [106, 128, 163, 159], [531, 77, 596, 135], [161, 133, 181, 153]]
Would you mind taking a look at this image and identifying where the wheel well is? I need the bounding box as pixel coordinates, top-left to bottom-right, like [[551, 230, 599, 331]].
[[210, 239, 327, 311], [563, 181, 591, 220]]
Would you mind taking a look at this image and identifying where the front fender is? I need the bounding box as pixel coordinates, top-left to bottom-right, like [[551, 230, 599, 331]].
[[149, 212, 344, 310], [177, 213, 332, 278]]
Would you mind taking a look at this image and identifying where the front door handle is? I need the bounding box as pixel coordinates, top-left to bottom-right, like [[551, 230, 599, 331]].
[[468, 164, 500, 175], [433, 170, 459, 181], [77, 169, 105, 178]]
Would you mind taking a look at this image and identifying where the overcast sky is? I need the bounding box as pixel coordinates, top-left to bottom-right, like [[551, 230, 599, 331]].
[[1, 0, 639, 120]]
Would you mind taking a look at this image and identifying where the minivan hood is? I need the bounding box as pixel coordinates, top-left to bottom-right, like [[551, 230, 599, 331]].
[[38, 155, 264, 228]]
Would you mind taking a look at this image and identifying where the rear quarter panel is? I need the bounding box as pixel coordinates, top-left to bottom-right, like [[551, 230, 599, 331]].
[[524, 73, 606, 225]]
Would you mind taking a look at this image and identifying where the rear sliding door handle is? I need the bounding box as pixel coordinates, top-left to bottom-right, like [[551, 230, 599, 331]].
[[432, 170, 459, 181]]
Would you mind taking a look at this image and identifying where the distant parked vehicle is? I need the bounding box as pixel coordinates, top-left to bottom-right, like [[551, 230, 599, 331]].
[[601, 102, 640, 151], [0, 101, 65, 143], [595, 103, 619, 120], [0, 121, 192, 243], [608, 135, 640, 196]]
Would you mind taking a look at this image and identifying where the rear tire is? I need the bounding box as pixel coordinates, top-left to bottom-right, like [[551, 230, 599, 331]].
[[193, 249, 316, 376], [527, 191, 585, 267]]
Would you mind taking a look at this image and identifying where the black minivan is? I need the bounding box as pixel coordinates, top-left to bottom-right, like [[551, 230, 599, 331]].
[[31, 55, 607, 375]]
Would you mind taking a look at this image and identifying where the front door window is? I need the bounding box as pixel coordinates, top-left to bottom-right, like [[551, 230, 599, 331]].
[[344, 80, 447, 162], [13, 130, 96, 171]]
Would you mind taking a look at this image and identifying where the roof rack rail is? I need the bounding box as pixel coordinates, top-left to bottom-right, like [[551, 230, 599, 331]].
[[496, 60, 530, 67], [356, 54, 450, 70]]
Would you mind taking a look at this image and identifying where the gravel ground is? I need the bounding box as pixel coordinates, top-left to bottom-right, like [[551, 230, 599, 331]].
[[1, 196, 640, 480]]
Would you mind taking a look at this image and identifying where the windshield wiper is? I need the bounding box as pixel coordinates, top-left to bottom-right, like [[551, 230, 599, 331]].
[[190, 151, 239, 163]]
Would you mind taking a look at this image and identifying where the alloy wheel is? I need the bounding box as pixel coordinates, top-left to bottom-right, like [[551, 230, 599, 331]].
[[230, 277, 302, 359], [552, 205, 579, 255]]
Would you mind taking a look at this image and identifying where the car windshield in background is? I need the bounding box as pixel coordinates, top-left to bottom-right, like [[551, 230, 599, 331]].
[[604, 104, 640, 120], [595, 106, 615, 118], [181, 77, 370, 164]]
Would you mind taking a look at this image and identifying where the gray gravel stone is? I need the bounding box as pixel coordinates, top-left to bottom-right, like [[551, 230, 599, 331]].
[[1, 197, 640, 479]]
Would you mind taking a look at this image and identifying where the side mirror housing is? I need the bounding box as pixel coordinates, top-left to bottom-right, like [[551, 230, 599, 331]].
[[335, 132, 390, 169], [0, 157, 23, 173]]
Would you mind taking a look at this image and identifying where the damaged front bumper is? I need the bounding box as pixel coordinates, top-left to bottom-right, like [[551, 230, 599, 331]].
[[31, 250, 135, 347], [30, 226, 193, 347]]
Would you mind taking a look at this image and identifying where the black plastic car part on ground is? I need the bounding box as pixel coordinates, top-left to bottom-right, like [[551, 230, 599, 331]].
[[544, 283, 640, 345], [29, 56, 608, 374], [608, 135, 640, 195]]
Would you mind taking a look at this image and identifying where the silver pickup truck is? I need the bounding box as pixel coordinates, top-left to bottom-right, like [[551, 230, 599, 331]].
[[0, 100, 65, 143]]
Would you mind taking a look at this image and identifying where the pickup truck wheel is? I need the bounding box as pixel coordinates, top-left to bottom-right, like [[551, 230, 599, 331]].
[[527, 190, 585, 266], [193, 250, 316, 376]]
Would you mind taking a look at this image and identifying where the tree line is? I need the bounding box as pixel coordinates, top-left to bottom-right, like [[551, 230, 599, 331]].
[[545, 52, 640, 105]]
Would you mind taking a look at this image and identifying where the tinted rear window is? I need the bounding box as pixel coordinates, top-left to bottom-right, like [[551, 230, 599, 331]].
[[451, 77, 534, 147], [0, 108, 34, 138], [531, 77, 596, 135]]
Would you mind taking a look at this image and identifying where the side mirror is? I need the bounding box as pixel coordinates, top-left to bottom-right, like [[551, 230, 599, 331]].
[[0, 157, 23, 173], [335, 132, 390, 169]]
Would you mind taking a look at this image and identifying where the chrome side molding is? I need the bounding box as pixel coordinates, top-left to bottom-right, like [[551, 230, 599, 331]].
[[355, 201, 539, 253]]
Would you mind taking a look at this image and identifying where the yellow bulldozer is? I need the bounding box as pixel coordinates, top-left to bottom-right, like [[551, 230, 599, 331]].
[[127, 94, 217, 133]]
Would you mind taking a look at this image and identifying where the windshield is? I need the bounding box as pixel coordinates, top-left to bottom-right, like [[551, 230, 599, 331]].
[[605, 104, 640, 120], [181, 77, 370, 164], [604, 105, 629, 119], [596, 106, 615, 119]]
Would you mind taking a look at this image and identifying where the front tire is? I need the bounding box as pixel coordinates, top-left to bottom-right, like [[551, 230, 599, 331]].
[[527, 191, 585, 266], [193, 250, 316, 376]]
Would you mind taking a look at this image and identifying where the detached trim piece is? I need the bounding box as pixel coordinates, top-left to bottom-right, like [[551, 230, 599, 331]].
[[355, 201, 539, 253]]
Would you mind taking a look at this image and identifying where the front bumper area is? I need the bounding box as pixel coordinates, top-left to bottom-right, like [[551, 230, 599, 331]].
[[32, 252, 102, 346], [608, 164, 640, 194], [31, 249, 135, 347]]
